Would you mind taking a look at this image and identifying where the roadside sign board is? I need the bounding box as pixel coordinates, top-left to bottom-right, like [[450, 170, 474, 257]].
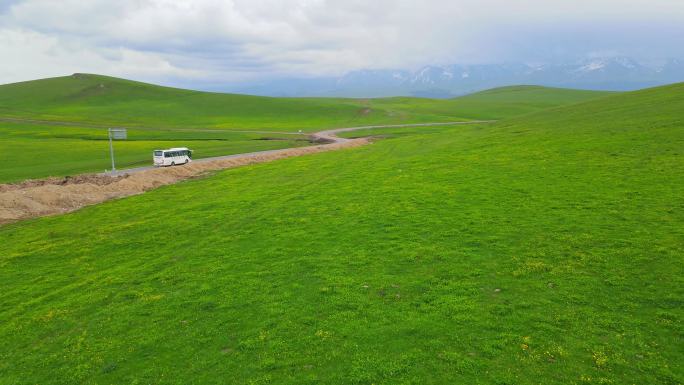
[[108, 128, 127, 173], [110, 128, 127, 140]]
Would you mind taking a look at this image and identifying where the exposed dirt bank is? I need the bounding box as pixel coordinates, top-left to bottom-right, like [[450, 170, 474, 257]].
[[0, 138, 368, 225], [1, 120, 489, 225]]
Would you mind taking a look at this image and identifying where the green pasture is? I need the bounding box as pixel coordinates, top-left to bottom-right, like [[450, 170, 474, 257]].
[[0, 75, 611, 183], [0, 122, 309, 183], [367, 85, 615, 121], [0, 76, 612, 130], [0, 74, 463, 130], [1, 83, 682, 384]]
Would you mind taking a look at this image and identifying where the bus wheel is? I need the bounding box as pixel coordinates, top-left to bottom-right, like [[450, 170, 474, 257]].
[[171, 162, 175, 166], [185, 159, 189, 164]]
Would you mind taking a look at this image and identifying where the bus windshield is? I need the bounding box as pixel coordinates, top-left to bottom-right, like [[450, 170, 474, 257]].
[[154, 150, 163, 157]]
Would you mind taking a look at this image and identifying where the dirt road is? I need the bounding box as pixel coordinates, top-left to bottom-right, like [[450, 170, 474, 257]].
[[110, 120, 493, 176], [1, 120, 491, 224]]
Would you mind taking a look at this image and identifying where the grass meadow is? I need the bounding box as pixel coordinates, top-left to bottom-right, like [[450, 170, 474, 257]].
[[0, 83, 682, 384], [0, 75, 612, 131], [0, 122, 309, 183], [0, 75, 611, 183]]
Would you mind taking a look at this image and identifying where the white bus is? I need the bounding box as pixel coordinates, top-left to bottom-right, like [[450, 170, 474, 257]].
[[153, 147, 192, 167]]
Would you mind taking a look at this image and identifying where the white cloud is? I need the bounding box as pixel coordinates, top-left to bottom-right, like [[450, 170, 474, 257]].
[[0, 29, 204, 85], [0, 0, 683, 85]]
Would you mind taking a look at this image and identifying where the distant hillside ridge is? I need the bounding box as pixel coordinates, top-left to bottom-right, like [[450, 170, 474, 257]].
[[0, 74, 613, 130]]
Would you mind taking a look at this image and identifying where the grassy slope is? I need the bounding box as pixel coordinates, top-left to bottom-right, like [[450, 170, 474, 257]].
[[1, 84, 682, 384], [0, 121, 310, 182], [0, 75, 611, 183], [0, 74, 455, 130], [0, 75, 612, 130], [369, 85, 616, 121]]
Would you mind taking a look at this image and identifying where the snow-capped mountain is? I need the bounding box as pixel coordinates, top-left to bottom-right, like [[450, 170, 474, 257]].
[[657, 58, 684, 79], [228, 57, 684, 98], [336, 69, 410, 88]]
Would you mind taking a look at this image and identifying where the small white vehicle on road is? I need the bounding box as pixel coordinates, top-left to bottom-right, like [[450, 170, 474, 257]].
[[153, 147, 192, 167]]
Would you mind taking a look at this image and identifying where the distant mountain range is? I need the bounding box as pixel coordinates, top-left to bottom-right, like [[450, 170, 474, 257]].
[[227, 57, 684, 98]]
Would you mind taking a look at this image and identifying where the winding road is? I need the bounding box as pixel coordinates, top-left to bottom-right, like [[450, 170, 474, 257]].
[[1, 120, 494, 224], [109, 120, 494, 176]]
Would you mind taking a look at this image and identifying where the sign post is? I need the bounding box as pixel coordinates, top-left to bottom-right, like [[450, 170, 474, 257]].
[[108, 128, 127, 173]]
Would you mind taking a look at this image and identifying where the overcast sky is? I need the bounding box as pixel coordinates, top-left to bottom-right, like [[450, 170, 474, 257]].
[[1, 0, 683, 86]]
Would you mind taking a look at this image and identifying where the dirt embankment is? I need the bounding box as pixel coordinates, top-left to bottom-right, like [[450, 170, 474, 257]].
[[0, 138, 368, 225]]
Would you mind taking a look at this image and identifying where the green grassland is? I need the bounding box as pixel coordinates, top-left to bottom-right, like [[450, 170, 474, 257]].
[[1, 83, 682, 384], [0, 75, 613, 130], [0, 74, 456, 130], [0, 121, 309, 183], [0, 75, 611, 183], [366, 85, 616, 121], [336, 124, 471, 139]]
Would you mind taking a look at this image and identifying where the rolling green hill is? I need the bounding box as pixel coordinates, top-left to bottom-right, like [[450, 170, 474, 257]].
[[0, 73, 461, 130], [0, 74, 612, 183], [1, 83, 681, 384], [368, 85, 616, 121], [0, 74, 612, 130], [0, 74, 374, 130]]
